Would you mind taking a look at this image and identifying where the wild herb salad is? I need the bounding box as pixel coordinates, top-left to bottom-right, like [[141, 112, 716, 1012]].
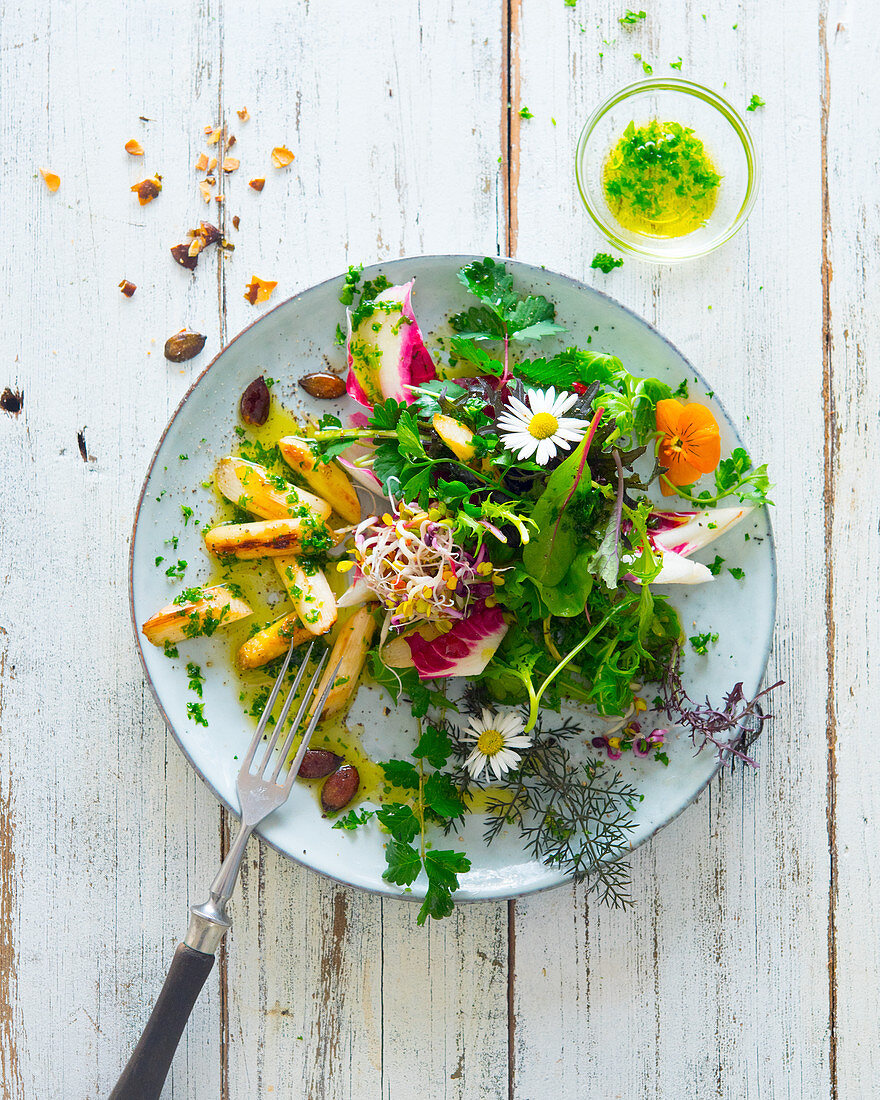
[[141, 259, 779, 923]]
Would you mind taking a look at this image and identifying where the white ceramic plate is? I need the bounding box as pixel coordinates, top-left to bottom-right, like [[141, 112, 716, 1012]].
[[130, 256, 776, 902]]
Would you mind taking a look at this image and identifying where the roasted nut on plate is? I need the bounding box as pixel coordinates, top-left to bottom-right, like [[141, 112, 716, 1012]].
[[299, 371, 346, 400], [240, 376, 271, 425], [321, 765, 360, 813]]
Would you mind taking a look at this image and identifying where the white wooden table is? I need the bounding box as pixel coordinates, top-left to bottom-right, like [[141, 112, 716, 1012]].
[[1, 1, 874, 1096]]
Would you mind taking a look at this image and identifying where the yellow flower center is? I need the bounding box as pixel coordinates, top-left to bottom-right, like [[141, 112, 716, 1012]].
[[476, 729, 504, 756], [528, 412, 559, 440], [669, 434, 685, 453]]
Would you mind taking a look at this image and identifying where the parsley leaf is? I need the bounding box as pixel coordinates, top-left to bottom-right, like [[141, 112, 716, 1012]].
[[747, 94, 765, 112], [423, 772, 465, 819], [452, 258, 565, 344], [339, 264, 362, 305], [383, 839, 422, 886], [413, 724, 453, 770], [519, 105, 534, 119], [381, 759, 421, 791], [376, 803, 420, 843], [619, 9, 646, 24], [728, 566, 746, 580]]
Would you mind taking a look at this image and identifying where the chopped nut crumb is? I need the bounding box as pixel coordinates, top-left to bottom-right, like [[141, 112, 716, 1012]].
[[227, 135, 237, 149], [198, 180, 212, 203], [131, 176, 162, 204], [244, 276, 278, 304], [205, 176, 216, 186], [199, 222, 222, 245], [215, 194, 224, 203], [195, 153, 209, 171], [232, 214, 240, 230], [220, 239, 235, 251], [249, 178, 265, 192], [39, 167, 61, 192], [208, 157, 218, 171], [237, 107, 250, 122], [187, 238, 203, 258], [203, 125, 214, 135], [118, 279, 137, 297], [207, 126, 224, 145], [222, 157, 240, 173], [124, 139, 145, 156], [171, 243, 198, 270], [271, 145, 295, 168]]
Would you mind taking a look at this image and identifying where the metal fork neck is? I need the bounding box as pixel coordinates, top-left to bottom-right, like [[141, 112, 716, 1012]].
[[184, 819, 255, 954]]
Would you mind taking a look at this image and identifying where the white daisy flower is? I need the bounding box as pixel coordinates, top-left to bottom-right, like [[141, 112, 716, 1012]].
[[462, 708, 532, 781], [496, 386, 589, 465]]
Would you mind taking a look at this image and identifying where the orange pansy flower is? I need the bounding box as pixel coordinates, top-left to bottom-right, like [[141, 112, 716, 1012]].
[[655, 399, 721, 496]]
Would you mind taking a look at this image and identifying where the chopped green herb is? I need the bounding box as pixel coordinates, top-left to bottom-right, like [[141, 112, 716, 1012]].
[[707, 554, 725, 576], [689, 631, 719, 655], [746, 94, 765, 112], [670, 57, 683, 70], [632, 52, 653, 74], [165, 560, 187, 579], [186, 661, 204, 698], [673, 378, 689, 399], [619, 9, 646, 23], [519, 106, 534, 120], [154, 555, 164, 567], [728, 566, 746, 580], [339, 264, 363, 305], [591, 252, 624, 273], [163, 641, 179, 659], [187, 702, 208, 727], [181, 505, 194, 525]]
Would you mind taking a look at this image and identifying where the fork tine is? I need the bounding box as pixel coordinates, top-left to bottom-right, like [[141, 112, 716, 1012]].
[[240, 633, 300, 772], [280, 658, 343, 790], [252, 639, 318, 776], [269, 652, 332, 784]]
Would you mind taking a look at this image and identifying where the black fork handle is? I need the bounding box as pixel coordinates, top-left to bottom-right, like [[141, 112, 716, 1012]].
[[109, 942, 215, 1100]]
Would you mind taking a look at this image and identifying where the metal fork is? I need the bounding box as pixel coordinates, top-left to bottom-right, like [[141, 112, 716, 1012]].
[[110, 638, 340, 1100]]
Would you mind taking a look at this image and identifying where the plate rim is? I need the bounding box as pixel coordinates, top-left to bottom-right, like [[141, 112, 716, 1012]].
[[129, 253, 778, 904]]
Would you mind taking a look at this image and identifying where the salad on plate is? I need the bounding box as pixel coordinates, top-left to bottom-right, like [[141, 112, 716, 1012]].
[[140, 259, 778, 923]]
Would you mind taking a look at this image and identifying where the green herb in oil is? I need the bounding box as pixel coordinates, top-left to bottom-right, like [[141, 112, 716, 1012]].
[[603, 119, 721, 238]]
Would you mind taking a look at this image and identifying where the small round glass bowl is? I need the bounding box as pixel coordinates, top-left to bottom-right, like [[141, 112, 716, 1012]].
[[575, 78, 759, 263]]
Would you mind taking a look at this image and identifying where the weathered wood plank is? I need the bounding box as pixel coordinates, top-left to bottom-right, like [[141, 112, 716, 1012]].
[[217, 3, 509, 1097], [823, 5, 880, 1096], [510, 1, 830, 1097], [0, 1, 228, 1095]]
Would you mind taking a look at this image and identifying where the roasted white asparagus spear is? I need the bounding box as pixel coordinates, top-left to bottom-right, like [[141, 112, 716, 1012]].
[[278, 436, 361, 525], [237, 613, 311, 670], [142, 584, 252, 646], [204, 516, 335, 559], [309, 606, 377, 720], [215, 456, 332, 522], [273, 554, 337, 635]]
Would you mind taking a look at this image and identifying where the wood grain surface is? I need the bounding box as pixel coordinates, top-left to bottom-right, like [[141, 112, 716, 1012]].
[[0, 1, 873, 1097]]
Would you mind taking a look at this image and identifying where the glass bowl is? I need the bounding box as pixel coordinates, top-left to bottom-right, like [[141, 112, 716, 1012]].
[[575, 78, 759, 263]]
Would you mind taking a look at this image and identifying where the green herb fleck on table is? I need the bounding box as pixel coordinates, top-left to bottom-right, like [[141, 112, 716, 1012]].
[[181, 505, 194, 525], [591, 252, 624, 274], [165, 559, 187, 579], [163, 641, 179, 659], [632, 52, 653, 74], [747, 94, 765, 112], [728, 566, 746, 580], [518, 106, 534, 120], [670, 57, 683, 70], [619, 9, 646, 23]]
